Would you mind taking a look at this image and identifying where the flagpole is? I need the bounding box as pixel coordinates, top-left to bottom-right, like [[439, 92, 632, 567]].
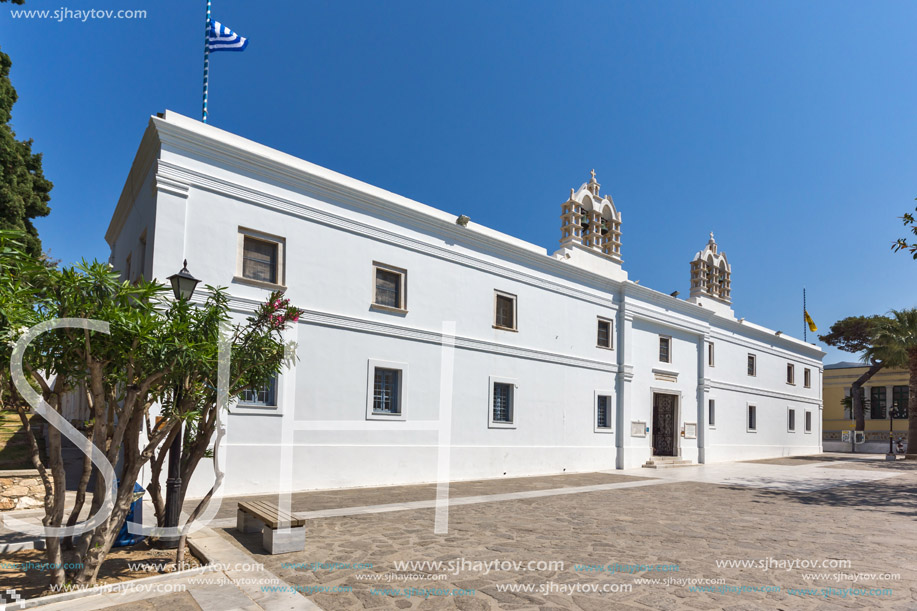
[[202, 0, 211, 123], [803, 287, 807, 342]]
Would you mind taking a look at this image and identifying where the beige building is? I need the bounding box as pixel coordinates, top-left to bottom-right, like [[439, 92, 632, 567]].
[[823, 361, 909, 452]]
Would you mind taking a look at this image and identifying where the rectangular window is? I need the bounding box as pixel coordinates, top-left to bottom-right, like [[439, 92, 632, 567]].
[[372, 263, 407, 311], [804, 368, 811, 388], [747, 354, 756, 377], [494, 291, 517, 330], [240, 376, 278, 407], [659, 336, 671, 363], [708, 342, 715, 367], [242, 235, 279, 284], [492, 382, 513, 423], [372, 368, 402, 415], [596, 319, 612, 348], [708, 399, 716, 427], [892, 385, 909, 419], [787, 364, 795, 385], [788, 408, 796, 432], [747, 404, 757, 431], [869, 386, 887, 420], [596, 395, 612, 429], [805, 410, 812, 433], [124, 253, 132, 283]]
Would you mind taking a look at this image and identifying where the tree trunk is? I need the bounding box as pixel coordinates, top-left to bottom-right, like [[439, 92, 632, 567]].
[[63, 446, 93, 550], [175, 475, 220, 568], [43, 415, 67, 588], [72, 475, 138, 585], [176, 407, 225, 568], [907, 352, 917, 460], [851, 360, 884, 433], [178, 435, 211, 509]]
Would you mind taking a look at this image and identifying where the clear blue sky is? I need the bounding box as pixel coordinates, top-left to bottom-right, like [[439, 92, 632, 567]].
[[3, 0, 916, 364]]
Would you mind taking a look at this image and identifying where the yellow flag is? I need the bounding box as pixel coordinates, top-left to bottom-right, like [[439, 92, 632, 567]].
[[804, 310, 817, 332]]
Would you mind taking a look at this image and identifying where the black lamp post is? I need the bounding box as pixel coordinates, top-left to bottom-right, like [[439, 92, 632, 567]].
[[167, 259, 200, 301], [887, 404, 896, 461], [161, 260, 199, 548]]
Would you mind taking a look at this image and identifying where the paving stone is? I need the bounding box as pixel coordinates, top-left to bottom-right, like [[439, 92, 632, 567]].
[[24, 457, 901, 611]]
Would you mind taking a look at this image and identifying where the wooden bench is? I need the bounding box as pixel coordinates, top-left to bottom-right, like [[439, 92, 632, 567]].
[[237, 501, 305, 554]]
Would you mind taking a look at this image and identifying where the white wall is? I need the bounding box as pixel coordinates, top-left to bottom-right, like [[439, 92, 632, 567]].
[[107, 112, 824, 497]]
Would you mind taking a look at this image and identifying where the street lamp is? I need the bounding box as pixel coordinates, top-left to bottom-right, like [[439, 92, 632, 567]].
[[887, 403, 896, 462], [167, 259, 200, 301], [161, 260, 199, 549]]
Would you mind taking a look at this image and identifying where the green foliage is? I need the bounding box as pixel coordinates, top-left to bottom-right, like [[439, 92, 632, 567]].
[[892, 197, 917, 259], [864, 309, 917, 368], [818, 315, 889, 355], [0, 230, 303, 584], [0, 48, 51, 256]]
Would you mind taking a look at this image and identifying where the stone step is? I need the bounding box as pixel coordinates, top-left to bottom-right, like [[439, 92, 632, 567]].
[[642, 458, 696, 469]]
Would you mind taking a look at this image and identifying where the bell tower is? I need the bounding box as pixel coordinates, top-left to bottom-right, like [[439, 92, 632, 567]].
[[557, 170, 623, 271], [688, 233, 734, 316]]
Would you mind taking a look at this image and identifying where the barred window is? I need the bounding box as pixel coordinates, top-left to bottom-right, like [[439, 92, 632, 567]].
[[373, 368, 401, 414], [659, 337, 671, 363], [597, 395, 611, 429], [493, 382, 513, 423], [747, 354, 756, 376]]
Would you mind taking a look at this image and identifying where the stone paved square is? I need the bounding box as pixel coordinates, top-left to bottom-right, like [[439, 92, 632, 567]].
[[207, 454, 917, 610]]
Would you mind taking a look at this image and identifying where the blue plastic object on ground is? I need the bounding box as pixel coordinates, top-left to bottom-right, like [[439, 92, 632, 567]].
[[112, 482, 146, 548]]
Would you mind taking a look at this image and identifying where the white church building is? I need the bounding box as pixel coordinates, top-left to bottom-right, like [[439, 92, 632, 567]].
[[106, 111, 823, 496]]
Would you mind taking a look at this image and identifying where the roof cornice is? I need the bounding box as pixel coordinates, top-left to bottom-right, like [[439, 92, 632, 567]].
[[148, 112, 638, 297], [107, 111, 823, 361]]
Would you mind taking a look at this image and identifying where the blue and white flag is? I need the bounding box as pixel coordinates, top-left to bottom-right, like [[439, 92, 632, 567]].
[[207, 20, 248, 52]]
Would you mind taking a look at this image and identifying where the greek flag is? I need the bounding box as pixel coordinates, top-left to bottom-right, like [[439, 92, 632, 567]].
[[207, 20, 248, 52]]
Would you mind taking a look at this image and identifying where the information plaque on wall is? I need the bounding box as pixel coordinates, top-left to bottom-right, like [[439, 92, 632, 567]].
[[631, 420, 647, 437]]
